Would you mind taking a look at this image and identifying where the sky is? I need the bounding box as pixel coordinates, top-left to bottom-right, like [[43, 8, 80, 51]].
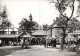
[[0, 0, 79, 28]]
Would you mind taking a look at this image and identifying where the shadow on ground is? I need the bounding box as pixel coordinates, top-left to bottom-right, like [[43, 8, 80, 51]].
[[0, 46, 31, 56]]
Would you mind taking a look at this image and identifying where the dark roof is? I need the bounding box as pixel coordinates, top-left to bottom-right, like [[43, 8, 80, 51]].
[[0, 34, 16, 38], [32, 30, 47, 36]]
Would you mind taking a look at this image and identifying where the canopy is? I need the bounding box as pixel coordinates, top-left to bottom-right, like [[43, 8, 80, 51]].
[[0, 34, 16, 38], [68, 30, 80, 35], [17, 32, 31, 38], [68, 33, 80, 35]]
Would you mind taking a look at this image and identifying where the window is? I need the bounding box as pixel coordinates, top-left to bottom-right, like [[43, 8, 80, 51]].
[[11, 31, 17, 34], [0, 31, 5, 34]]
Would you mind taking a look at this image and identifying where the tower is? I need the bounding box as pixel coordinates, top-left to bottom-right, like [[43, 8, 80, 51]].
[[1, 6, 7, 19], [29, 13, 33, 21]]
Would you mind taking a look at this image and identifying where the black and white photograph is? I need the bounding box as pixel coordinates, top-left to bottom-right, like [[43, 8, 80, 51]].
[[0, 0, 80, 56]]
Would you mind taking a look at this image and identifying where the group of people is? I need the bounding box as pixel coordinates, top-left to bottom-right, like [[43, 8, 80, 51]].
[[19, 38, 57, 48], [20, 38, 29, 49], [42, 38, 57, 48], [0, 39, 17, 46]]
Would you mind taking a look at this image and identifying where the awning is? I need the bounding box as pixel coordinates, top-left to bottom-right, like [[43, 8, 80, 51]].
[[68, 30, 80, 35], [0, 34, 16, 38], [68, 32, 80, 35]]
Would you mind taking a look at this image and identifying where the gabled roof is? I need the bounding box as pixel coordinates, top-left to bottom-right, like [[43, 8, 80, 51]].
[[32, 30, 47, 36], [0, 21, 18, 31], [46, 20, 57, 30], [17, 32, 31, 38]]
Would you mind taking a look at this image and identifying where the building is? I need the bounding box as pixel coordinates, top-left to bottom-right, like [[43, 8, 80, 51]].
[[47, 20, 63, 38], [67, 30, 80, 41], [32, 30, 47, 38], [0, 21, 18, 45], [31, 30, 47, 45], [46, 20, 63, 43]]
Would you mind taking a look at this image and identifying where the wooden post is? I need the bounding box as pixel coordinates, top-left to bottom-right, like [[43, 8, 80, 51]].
[[16, 37, 18, 45]]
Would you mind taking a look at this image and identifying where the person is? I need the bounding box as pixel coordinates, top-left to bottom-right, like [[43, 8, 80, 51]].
[[0, 40, 1, 44], [51, 38, 54, 48], [20, 39, 24, 49], [9, 40, 12, 45], [54, 38, 56, 47], [25, 39, 29, 48], [76, 38, 80, 54], [47, 39, 51, 48], [13, 41, 17, 46], [43, 39, 46, 48]]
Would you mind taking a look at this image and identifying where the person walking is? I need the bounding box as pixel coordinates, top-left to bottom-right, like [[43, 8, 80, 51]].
[[43, 39, 46, 48], [54, 38, 56, 47], [25, 39, 29, 48], [51, 38, 54, 48], [20, 39, 24, 49]]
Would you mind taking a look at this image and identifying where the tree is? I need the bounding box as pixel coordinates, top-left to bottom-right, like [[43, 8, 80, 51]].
[[55, 16, 80, 51], [19, 18, 35, 34], [0, 6, 7, 19], [43, 24, 49, 30], [0, 6, 9, 28], [19, 14, 36, 35], [50, 0, 75, 50], [68, 17, 80, 32], [77, 0, 80, 17]]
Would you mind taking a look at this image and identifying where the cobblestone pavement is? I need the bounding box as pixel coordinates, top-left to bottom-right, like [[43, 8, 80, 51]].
[[6, 45, 76, 56]]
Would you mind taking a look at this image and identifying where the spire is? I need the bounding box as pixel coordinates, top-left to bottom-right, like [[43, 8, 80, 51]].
[[1, 6, 7, 19], [29, 13, 33, 21]]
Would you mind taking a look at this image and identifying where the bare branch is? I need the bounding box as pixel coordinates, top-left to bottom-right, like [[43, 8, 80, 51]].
[[69, 0, 75, 20], [57, 0, 68, 18], [50, 0, 57, 3]]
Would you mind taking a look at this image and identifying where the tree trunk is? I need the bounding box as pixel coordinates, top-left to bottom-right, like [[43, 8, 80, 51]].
[[61, 29, 66, 50], [61, 39, 64, 50], [76, 38, 80, 55], [76, 45, 79, 55], [68, 41, 71, 51]]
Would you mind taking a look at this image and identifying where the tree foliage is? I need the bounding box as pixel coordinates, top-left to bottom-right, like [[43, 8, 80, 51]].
[[68, 17, 80, 32], [42, 24, 49, 30], [56, 15, 67, 27], [56, 16, 80, 32], [19, 18, 35, 34], [0, 7, 7, 19], [77, 0, 80, 17], [51, 0, 75, 19], [0, 6, 8, 27], [50, 0, 80, 34]]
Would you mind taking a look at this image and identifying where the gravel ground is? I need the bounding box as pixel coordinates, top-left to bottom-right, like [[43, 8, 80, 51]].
[[5, 45, 77, 56], [0, 46, 22, 56]]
